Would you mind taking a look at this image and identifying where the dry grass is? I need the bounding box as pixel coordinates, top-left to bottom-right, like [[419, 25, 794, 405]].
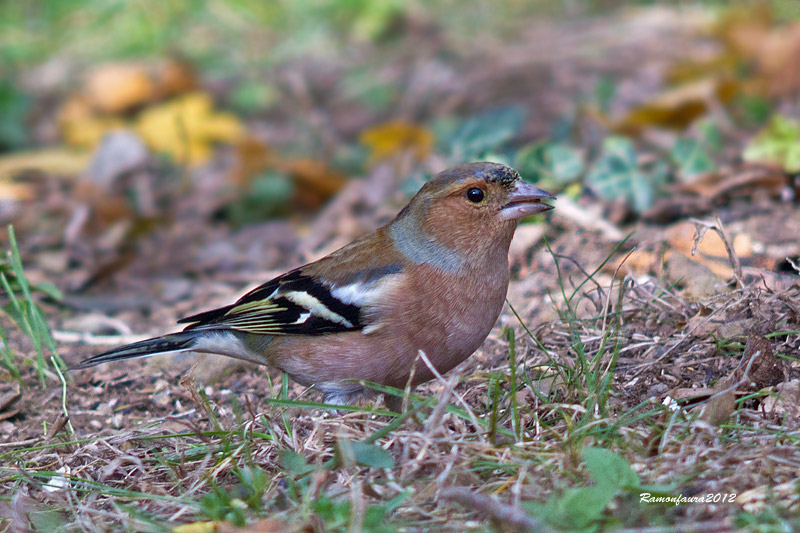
[[2, 236, 799, 532]]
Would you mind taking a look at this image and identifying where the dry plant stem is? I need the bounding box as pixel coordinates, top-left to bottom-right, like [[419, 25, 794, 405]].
[[616, 519, 734, 533], [416, 350, 486, 443], [423, 374, 458, 436], [401, 350, 420, 414], [347, 471, 365, 533], [440, 487, 552, 532], [601, 248, 635, 335], [689, 216, 743, 288]]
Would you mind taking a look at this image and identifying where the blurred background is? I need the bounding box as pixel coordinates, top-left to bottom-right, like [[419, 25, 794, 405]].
[[2, 2, 800, 529], [2, 0, 800, 299]]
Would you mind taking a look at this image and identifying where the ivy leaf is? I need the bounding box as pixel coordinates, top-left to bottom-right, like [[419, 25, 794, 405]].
[[743, 115, 800, 172], [670, 138, 715, 180], [514, 142, 584, 185], [0, 79, 30, 151], [586, 136, 667, 213], [441, 106, 526, 160]]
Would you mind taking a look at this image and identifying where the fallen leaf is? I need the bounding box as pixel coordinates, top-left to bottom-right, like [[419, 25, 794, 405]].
[[229, 137, 274, 188], [57, 95, 126, 149], [274, 158, 348, 209], [666, 251, 724, 299], [0, 383, 21, 421], [700, 387, 736, 426], [762, 380, 800, 420], [156, 59, 197, 97], [586, 136, 668, 213], [738, 479, 799, 513], [740, 335, 784, 391], [0, 149, 90, 178], [610, 78, 739, 135], [218, 519, 295, 533], [136, 92, 244, 166], [441, 106, 525, 160], [359, 120, 434, 164], [665, 220, 752, 280], [172, 522, 217, 533], [700, 335, 783, 426], [85, 130, 150, 190], [0, 178, 35, 201], [227, 138, 346, 214], [670, 137, 715, 180], [514, 141, 584, 185], [84, 63, 157, 114], [743, 115, 800, 172], [754, 21, 800, 96]]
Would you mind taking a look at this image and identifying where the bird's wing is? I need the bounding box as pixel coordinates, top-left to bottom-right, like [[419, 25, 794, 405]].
[[177, 265, 402, 336]]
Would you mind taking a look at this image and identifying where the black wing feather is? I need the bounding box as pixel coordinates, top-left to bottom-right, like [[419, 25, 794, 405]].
[[177, 269, 363, 336]]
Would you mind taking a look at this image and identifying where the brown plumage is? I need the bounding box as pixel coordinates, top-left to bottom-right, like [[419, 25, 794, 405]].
[[74, 162, 555, 408]]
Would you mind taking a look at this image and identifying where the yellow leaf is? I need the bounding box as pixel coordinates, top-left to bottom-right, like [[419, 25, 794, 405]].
[[85, 63, 157, 114], [57, 96, 126, 149], [611, 78, 739, 135], [135, 92, 244, 166], [172, 521, 217, 533], [359, 120, 434, 163], [0, 149, 90, 179]]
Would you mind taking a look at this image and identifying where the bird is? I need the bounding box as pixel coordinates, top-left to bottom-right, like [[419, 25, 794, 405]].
[[73, 162, 555, 408]]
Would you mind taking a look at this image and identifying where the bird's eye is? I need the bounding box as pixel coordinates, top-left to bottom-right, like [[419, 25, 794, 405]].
[[466, 187, 485, 203]]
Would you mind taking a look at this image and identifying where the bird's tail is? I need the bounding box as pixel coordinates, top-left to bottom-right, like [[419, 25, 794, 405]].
[[70, 332, 199, 370]]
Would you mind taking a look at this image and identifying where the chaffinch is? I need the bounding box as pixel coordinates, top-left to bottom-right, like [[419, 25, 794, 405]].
[[74, 162, 555, 407]]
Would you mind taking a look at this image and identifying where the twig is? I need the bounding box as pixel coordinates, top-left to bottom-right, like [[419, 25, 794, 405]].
[[416, 350, 486, 444], [689, 216, 743, 288], [440, 487, 552, 532]]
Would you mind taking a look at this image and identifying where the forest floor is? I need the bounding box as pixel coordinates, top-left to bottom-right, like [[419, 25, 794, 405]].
[[1, 3, 799, 531]]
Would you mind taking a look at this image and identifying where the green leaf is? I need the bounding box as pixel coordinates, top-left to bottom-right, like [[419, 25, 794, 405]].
[[743, 115, 800, 172], [524, 485, 614, 532], [337, 439, 395, 469], [698, 120, 723, 152], [27, 509, 67, 533], [341, 71, 398, 112], [522, 449, 646, 531], [229, 81, 280, 114], [594, 77, 617, 113], [737, 94, 772, 126], [515, 141, 584, 185], [311, 496, 350, 529], [442, 106, 526, 160], [0, 79, 30, 151], [582, 447, 640, 490], [670, 138, 715, 179], [586, 136, 667, 213], [222, 171, 294, 225], [278, 449, 315, 476]]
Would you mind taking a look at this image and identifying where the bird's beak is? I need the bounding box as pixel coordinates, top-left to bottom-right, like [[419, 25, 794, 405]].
[[498, 181, 556, 220]]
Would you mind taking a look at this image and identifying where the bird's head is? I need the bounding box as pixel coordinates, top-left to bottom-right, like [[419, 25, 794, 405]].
[[390, 162, 555, 269], [416, 161, 555, 224]]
